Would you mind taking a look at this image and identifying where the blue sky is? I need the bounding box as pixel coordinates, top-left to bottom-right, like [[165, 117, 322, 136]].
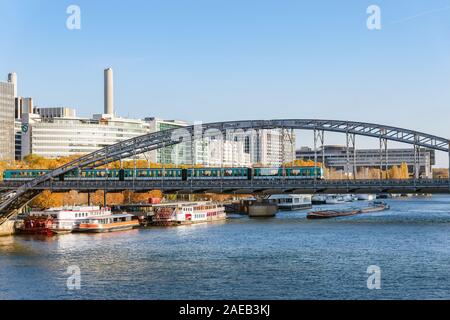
[[1, 0, 450, 165]]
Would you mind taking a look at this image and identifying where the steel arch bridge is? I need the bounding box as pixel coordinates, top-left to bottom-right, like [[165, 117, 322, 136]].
[[1, 119, 449, 225]]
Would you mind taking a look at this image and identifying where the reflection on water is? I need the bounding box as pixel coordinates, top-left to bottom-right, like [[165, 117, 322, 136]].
[[2, 196, 450, 299]]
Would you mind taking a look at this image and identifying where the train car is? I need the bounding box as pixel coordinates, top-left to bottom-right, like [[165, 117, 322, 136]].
[[285, 166, 324, 179], [129, 168, 182, 180], [253, 167, 283, 178], [77, 169, 119, 180], [3, 166, 323, 182], [3, 169, 51, 181], [253, 166, 324, 179], [186, 167, 250, 180]]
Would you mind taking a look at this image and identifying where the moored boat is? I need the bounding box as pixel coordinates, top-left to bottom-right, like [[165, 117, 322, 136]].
[[25, 206, 113, 234], [73, 213, 140, 233], [307, 202, 389, 219], [325, 195, 346, 204], [356, 194, 376, 201], [267, 194, 312, 210], [312, 195, 327, 205], [152, 201, 226, 226], [15, 216, 56, 236]]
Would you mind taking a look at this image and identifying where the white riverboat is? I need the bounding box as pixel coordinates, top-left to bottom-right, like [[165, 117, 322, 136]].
[[267, 194, 312, 210], [28, 206, 112, 234], [312, 195, 327, 205], [356, 194, 376, 201], [325, 195, 346, 204], [152, 201, 226, 226], [73, 213, 140, 233]]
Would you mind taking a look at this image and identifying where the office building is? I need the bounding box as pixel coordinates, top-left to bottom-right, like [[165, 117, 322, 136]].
[[21, 112, 151, 159], [145, 117, 192, 165], [296, 145, 435, 178], [238, 128, 295, 167], [0, 74, 16, 161], [34, 107, 76, 119]]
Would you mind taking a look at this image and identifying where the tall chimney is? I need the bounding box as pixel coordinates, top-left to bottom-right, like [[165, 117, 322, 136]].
[[8, 72, 17, 97], [104, 68, 114, 116]]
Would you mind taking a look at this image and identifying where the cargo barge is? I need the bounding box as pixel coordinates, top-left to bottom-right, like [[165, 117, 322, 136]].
[[307, 202, 390, 219]]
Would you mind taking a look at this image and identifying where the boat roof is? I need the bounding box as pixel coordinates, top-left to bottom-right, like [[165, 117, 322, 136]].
[[152, 201, 216, 208], [81, 213, 134, 220], [268, 194, 310, 199], [32, 205, 108, 212]]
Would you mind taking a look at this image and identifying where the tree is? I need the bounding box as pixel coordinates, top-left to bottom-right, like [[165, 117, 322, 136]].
[[284, 159, 323, 167], [400, 162, 409, 179], [30, 191, 64, 209]]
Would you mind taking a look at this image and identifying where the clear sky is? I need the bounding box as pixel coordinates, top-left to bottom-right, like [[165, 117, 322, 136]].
[[1, 0, 450, 165]]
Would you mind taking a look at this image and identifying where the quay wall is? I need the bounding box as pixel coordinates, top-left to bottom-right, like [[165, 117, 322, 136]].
[[0, 220, 15, 236]]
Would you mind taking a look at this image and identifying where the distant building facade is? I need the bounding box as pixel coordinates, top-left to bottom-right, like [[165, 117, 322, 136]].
[[0, 75, 16, 161], [145, 117, 191, 165], [34, 107, 76, 119], [21, 112, 151, 159], [296, 145, 435, 178], [241, 129, 295, 167], [12, 68, 294, 167]]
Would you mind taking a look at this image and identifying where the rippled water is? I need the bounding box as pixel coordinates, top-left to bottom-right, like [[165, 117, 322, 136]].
[[2, 196, 450, 300]]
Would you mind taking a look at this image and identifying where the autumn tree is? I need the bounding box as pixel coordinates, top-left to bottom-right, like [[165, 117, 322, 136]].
[[30, 191, 64, 209]]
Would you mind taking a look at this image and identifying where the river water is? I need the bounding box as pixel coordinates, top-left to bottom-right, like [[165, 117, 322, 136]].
[[1, 196, 450, 300]]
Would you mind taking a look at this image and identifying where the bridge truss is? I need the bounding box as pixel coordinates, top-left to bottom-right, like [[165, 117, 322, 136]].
[[1, 119, 449, 225]]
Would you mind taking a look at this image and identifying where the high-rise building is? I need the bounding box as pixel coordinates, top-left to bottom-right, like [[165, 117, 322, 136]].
[[0, 75, 16, 161], [8, 73, 17, 98], [238, 129, 296, 167], [203, 139, 251, 167], [145, 117, 190, 164], [14, 120, 22, 160], [15, 97, 33, 119]]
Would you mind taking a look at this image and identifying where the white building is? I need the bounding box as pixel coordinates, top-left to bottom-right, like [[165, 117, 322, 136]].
[[34, 106, 76, 119], [145, 117, 190, 165], [15, 97, 33, 119], [21, 112, 150, 159], [0, 74, 16, 161], [232, 128, 296, 167], [193, 138, 251, 167]]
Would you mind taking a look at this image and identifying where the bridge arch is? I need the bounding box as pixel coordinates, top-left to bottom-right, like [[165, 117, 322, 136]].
[[1, 119, 449, 224]]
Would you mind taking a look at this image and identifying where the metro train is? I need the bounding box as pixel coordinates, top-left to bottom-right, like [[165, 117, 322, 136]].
[[2, 166, 324, 182]]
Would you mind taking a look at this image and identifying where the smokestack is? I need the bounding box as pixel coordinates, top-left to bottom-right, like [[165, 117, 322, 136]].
[[8, 72, 17, 97], [104, 68, 114, 116]]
